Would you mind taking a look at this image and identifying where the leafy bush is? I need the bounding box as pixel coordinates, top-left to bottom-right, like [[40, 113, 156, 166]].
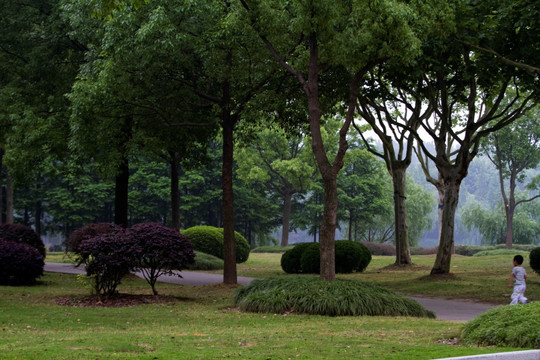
[[0, 224, 46, 258], [68, 223, 124, 253], [185, 251, 224, 271], [75, 229, 135, 297], [361, 241, 395, 256], [454, 245, 488, 256], [530, 247, 540, 276], [130, 222, 195, 295], [0, 239, 44, 285], [216, 228, 250, 263], [235, 277, 435, 317], [410, 246, 438, 255], [281, 243, 315, 273], [181, 226, 250, 263], [462, 302, 540, 348], [300, 243, 320, 274], [281, 241, 372, 274]]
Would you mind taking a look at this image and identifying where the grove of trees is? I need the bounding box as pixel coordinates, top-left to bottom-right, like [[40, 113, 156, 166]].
[[1, 0, 539, 282]]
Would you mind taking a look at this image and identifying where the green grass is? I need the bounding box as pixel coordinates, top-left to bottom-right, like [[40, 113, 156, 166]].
[[0, 272, 522, 360], [21, 252, 538, 358]]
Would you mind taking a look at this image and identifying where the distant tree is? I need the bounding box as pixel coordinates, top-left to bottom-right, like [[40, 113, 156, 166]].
[[338, 146, 390, 243], [236, 124, 316, 246], [481, 108, 540, 248]]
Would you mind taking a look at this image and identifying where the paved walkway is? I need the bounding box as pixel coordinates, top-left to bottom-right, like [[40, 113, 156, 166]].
[[44, 263, 497, 321]]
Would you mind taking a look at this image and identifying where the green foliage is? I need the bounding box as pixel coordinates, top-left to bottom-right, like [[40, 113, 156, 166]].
[[185, 251, 224, 271], [181, 226, 250, 264], [234, 277, 435, 318], [462, 302, 540, 348], [280, 243, 316, 274], [299, 243, 320, 274], [530, 247, 540, 275], [281, 241, 372, 274], [472, 249, 529, 257], [181, 226, 223, 260]]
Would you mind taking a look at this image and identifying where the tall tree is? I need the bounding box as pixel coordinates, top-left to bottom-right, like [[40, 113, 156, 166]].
[[481, 108, 540, 248], [354, 67, 435, 265], [240, 0, 446, 281], [413, 40, 538, 274]]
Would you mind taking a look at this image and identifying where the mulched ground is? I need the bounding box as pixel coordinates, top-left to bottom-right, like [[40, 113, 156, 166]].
[[54, 294, 178, 308]]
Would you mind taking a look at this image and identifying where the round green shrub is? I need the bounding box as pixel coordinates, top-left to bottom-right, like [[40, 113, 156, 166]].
[[335, 240, 372, 273], [530, 247, 540, 275], [181, 226, 250, 264], [462, 302, 540, 348], [216, 228, 250, 263], [281, 241, 371, 274], [280, 243, 314, 273], [0, 239, 44, 285], [300, 243, 320, 274], [235, 277, 435, 318]]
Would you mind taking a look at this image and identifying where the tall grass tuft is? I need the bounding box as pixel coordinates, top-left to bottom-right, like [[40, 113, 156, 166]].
[[462, 302, 540, 348], [235, 277, 435, 318]]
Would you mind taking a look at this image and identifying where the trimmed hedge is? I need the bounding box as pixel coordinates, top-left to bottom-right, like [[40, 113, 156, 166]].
[[181, 226, 250, 263], [0, 239, 44, 285], [281, 241, 372, 274], [0, 224, 46, 258]]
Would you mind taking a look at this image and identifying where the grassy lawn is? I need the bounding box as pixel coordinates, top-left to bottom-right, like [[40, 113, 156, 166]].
[[11, 251, 535, 359]]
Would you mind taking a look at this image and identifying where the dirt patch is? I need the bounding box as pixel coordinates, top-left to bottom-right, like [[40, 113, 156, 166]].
[[54, 294, 178, 308]]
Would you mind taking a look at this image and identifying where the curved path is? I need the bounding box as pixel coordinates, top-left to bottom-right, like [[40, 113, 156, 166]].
[[44, 263, 496, 322]]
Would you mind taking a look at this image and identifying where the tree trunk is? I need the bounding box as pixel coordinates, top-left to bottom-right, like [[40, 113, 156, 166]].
[[319, 175, 338, 281], [114, 157, 129, 227], [35, 199, 42, 236], [431, 177, 461, 275], [280, 192, 292, 247], [170, 154, 181, 231], [6, 171, 13, 224], [504, 173, 516, 249], [222, 117, 237, 285], [391, 166, 412, 265]]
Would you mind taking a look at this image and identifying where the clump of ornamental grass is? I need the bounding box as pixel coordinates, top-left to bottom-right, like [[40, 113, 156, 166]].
[[234, 277, 435, 318], [461, 302, 540, 348]]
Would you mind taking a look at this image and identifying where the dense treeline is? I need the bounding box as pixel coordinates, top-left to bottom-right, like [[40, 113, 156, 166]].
[[1, 0, 539, 280]]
